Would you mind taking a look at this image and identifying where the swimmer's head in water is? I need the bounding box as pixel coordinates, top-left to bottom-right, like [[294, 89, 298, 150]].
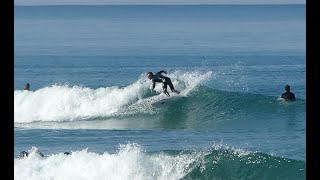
[[18, 151, 29, 159], [285, 85, 290, 91]]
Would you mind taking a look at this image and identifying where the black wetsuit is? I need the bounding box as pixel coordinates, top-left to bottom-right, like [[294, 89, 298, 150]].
[[281, 92, 296, 101], [151, 71, 175, 93]]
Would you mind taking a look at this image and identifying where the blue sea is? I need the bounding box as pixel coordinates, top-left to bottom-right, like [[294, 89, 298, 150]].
[[14, 5, 306, 180]]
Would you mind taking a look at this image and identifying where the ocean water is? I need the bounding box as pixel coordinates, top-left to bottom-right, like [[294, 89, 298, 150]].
[[14, 5, 306, 180]]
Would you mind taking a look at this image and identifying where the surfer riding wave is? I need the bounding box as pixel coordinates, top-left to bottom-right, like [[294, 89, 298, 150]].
[[147, 70, 180, 96]]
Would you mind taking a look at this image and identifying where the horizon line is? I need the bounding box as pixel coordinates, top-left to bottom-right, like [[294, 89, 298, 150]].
[[14, 3, 306, 6]]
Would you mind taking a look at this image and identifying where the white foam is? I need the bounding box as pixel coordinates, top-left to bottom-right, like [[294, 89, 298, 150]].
[[14, 143, 203, 180], [14, 70, 212, 123]]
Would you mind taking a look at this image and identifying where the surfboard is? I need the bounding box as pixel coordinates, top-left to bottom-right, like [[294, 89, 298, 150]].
[[151, 93, 183, 107]]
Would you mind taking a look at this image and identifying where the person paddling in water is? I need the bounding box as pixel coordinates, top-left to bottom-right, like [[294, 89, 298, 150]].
[[281, 84, 296, 101], [147, 70, 180, 96]]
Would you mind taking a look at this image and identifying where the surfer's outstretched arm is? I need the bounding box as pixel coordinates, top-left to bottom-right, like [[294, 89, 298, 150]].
[[151, 80, 156, 90]]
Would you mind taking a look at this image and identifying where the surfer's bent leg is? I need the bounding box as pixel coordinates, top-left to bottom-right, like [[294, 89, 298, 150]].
[[163, 82, 168, 92], [162, 82, 170, 96], [167, 78, 180, 94]]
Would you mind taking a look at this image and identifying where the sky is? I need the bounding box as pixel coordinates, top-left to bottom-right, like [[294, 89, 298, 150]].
[[14, 0, 306, 6]]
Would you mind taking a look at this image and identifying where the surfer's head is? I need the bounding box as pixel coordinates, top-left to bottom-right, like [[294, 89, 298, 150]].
[[147, 72, 153, 80], [18, 151, 29, 159], [24, 83, 30, 90], [285, 85, 290, 92]]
